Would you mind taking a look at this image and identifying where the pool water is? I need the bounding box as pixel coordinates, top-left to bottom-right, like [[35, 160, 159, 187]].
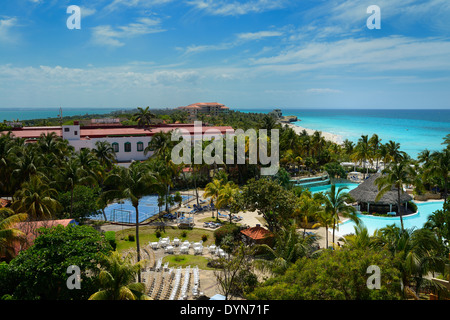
[[307, 182, 359, 194], [88, 194, 193, 223], [337, 201, 445, 236]]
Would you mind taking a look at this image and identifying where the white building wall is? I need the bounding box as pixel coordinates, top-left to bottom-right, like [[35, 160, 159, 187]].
[[63, 125, 233, 163]]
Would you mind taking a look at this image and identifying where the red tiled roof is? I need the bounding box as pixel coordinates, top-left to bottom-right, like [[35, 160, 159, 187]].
[[241, 225, 273, 240], [3, 124, 234, 140], [11, 219, 77, 255], [0, 198, 11, 208]]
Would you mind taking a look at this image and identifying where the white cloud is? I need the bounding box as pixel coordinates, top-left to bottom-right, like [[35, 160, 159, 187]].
[[0, 17, 19, 44], [251, 36, 450, 73], [80, 7, 97, 18], [91, 17, 166, 47], [104, 0, 174, 12], [180, 29, 283, 55], [306, 88, 342, 94], [237, 31, 283, 41], [186, 0, 288, 16]]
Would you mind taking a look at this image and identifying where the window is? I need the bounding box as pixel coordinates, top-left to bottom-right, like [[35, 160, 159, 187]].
[[112, 142, 119, 153], [124, 142, 131, 153], [64, 128, 70, 132], [137, 141, 144, 152], [74, 131, 78, 135]]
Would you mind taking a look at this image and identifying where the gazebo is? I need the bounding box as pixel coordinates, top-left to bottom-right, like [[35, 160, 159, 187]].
[[348, 173, 413, 215]]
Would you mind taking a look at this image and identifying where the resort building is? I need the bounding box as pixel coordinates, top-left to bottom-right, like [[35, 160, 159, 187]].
[[349, 173, 413, 215], [1, 219, 77, 260], [3, 122, 234, 163], [240, 224, 274, 246], [178, 102, 229, 121]]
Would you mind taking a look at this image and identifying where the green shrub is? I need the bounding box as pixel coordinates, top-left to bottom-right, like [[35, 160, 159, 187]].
[[128, 234, 135, 242], [214, 224, 240, 246], [407, 201, 418, 213], [201, 234, 208, 242], [104, 231, 116, 250], [155, 230, 162, 238], [181, 230, 187, 238]]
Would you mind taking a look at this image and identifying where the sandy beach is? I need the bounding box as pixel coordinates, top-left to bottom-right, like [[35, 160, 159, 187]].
[[285, 123, 343, 145]]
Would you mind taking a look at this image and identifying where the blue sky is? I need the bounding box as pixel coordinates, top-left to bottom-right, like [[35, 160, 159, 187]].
[[0, 0, 450, 110]]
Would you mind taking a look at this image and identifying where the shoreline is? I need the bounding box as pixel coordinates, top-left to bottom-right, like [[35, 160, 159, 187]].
[[285, 123, 343, 145]]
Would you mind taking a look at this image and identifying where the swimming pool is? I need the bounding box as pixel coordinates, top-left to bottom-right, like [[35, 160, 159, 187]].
[[88, 194, 193, 223], [307, 182, 359, 194], [337, 201, 445, 236]]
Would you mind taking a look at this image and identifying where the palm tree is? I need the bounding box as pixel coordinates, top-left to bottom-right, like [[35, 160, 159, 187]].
[[144, 131, 174, 159], [203, 178, 223, 219], [316, 184, 360, 248], [374, 225, 446, 297], [294, 192, 322, 238], [0, 208, 28, 261], [58, 158, 96, 216], [259, 114, 278, 136], [133, 106, 155, 128], [11, 175, 61, 220], [352, 135, 371, 179], [385, 140, 407, 164], [216, 181, 239, 223], [92, 141, 116, 169], [104, 162, 156, 281], [0, 132, 16, 195], [425, 149, 450, 206], [369, 134, 382, 172], [442, 134, 450, 149], [89, 251, 150, 300], [343, 223, 376, 250], [375, 160, 414, 231], [254, 225, 317, 275]]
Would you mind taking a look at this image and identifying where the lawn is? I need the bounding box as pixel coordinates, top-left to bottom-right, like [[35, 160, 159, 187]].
[[162, 254, 214, 270], [115, 225, 216, 252]]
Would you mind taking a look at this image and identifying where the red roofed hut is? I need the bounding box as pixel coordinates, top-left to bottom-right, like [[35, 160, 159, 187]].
[[240, 224, 274, 246]]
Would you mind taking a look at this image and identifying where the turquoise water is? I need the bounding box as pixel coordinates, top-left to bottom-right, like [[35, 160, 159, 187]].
[[305, 183, 444, 236], [88, 194, 192, 223], [0, 107, 124, 121], [337, 201, 445, 236], [242, 108, 450, 159], [289, 109, 450, 159], [307, 182, 359, 194]]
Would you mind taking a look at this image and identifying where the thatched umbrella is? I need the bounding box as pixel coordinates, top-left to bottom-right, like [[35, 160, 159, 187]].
[[349, 173, 412, 213]]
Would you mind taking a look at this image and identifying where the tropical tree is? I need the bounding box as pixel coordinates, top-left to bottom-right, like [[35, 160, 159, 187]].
[[425, 149, 450, 205], [103, 162, 156, 281], [369, 134, 382, 171], [239, 178, 297, 232], [204, 178, 223, 219], [254, 225, 317, 275], [0, 208, 28, 261], [385, 140, 407, 164], [216, 181, 239, 223], [375, 160, 414, 231], [92, 140, 116, 169], [316, 184, 359, 247], [58, 158, 96, 216], [352, 135, 371, 179], [133, 106, 155, 128], [144, 130, 175, 159], [89, 251, 150, 300], [3, 224, 112, 300], [374, 225, 446, 297], [12, 175, 61, 220]]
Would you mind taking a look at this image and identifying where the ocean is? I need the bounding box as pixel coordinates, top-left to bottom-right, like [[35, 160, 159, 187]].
[[242, 108, 450, 159], [0, 107, 125, 122], [2, 107, 449, 159]]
